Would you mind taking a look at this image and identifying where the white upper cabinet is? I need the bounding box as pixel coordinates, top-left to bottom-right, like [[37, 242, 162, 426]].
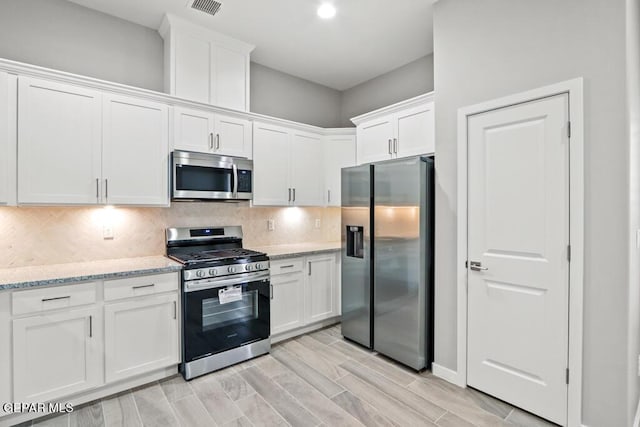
[[290, 131, 324, 206], [252, 122, 290, 206], [352, 93, 435, 164], [252, 122, 324, 206], [172, 106, 252, 158], [160, 14, 254, 112], [0, 71, 16, 206], [102, 94, 169, 206], [18, 77, 102, 205], [323, 132, 356, 206]]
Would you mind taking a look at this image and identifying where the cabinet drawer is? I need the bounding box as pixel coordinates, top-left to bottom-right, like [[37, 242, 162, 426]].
[[12, 281, 98, 316], [270, 258, 304, 276], [104, 272, 179, 301]]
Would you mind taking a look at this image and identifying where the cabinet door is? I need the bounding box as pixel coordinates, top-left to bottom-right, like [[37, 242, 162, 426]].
[[0, 71, 16, 206], [323, 134, 356, 207], [305, 255, 337, 324], [212, 44, 248, 111], [173, 106, 215, 154], [13, 307, 102, 402], [102, 94, 169, 206], [173, 32, 212, 104], [0, 293, 10, 415], [214, 113, 252, 158], [271, 272, 305, 335], [291, 131, 324, 206], [356, 116, 394, 165], [104, 293, 179, 383], [18, 77, 102, 204], [395, 103, 435, 157], [252, 122, 290, 206]]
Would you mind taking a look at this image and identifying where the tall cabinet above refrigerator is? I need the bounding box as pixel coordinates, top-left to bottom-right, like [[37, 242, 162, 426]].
[[341, 156, 434, 370]]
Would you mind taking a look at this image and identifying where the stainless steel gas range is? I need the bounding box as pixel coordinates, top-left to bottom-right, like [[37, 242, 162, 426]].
[[166, 226, 270, 380]]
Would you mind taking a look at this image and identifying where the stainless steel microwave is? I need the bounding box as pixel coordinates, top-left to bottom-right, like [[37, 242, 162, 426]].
[[171, 150, 253, 201]]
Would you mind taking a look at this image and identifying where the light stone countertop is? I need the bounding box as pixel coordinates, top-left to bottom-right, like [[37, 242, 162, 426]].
[[0, 256, 183, 291], [251, 241, 341, 260]]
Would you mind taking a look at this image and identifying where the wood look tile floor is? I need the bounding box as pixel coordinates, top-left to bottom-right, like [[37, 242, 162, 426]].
[[19, 325, 558, 427]]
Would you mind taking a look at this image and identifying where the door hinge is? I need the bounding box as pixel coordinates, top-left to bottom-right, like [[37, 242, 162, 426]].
[[567, 245, 571, 262], [567, 121, 571, 139], [566, 368, 570, 384]]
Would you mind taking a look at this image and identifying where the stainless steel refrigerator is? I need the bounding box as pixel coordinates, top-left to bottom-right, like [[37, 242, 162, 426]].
[[341, 156, 434, 370]]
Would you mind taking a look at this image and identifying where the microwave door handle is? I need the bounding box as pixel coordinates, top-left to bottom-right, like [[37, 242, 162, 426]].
[[232, 164, 238, 199]]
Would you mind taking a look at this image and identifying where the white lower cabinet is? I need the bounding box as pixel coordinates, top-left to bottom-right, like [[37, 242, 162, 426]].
[[13, 306, 102, 402], [271, 270, 305, 335], [270, 252, 340, 339], [104, 293, 179, 383], [305, 255, 337, 324]]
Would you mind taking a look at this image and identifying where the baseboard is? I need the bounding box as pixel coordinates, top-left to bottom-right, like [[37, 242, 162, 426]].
[[271, 317, 340, 344], [432, 362, 466, 387]]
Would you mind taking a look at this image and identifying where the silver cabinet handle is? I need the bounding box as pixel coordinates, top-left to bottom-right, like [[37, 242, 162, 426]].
[[173, 301, 177, 320], [105, 179, 108, 201], [388, 139, 392, 154], [280, 264, 295, 269], [308, 261, 311, 276], [270, 284, 274, 300], [469, 261, 488, 271], [328, 189, 331, 204], [96, 178, 99, 201], [42, 296, 71, 302], [133, 284, 155, 290], [216, 133, 220, 150], [293, 188, 296, 202], [209, 133, 214, 149], [393, 138, 398, 154], [89, 315, 93, 338], [288, 188, 291, 202]]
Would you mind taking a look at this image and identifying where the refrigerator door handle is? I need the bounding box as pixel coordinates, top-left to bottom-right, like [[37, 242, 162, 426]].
[[388, 139, 392, 154]]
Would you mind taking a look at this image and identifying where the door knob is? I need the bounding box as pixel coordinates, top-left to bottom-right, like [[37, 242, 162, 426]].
[[469, 261, 488, 271]]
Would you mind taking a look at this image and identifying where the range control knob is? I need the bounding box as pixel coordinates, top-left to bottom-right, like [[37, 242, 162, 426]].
[[209, 269, 217, 276], [196, 270, 205, 278], [227, 266, 236, 273], [245, 264, 253, 271], [256, 263, 263, 270]]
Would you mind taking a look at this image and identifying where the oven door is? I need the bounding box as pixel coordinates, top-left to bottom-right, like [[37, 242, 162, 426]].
[[183, 271, 270, 363]]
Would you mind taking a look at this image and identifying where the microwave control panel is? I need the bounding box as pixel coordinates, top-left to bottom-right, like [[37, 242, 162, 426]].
[[238, 170, 252, 193]]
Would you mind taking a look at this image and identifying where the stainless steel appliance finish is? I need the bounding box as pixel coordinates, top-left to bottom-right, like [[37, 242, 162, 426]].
[[341, 156, 434, 371], [171, 150, 253, 201], [166, 226, 270, 380], [341, 164, 373, 349]]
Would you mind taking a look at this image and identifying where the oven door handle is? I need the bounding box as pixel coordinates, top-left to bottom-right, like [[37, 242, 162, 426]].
[[184, 271, 270, 293]]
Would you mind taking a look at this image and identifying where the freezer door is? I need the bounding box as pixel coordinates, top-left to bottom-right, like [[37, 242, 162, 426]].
[[341, 164, 372, 348], [373, 157, 430, 369]]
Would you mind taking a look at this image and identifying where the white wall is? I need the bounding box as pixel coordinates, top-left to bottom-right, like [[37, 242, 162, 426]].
[[433, 1, 632, 425], [340, 54, 434, 126], [0, 0, 164, 91], [250, 62, 342, 128]]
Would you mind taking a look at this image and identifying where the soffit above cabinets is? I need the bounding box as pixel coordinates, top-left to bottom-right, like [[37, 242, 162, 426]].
[[66, 0, 435, 91]]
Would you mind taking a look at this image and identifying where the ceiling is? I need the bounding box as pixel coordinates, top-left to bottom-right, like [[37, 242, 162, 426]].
[[67, 0, 435, 91]]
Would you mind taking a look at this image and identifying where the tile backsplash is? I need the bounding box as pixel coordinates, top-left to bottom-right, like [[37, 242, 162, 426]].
[[0, 203, 341, 268]]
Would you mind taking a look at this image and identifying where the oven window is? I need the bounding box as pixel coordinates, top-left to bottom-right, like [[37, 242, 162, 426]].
[[176, 165, 232, 192], [202, 290, 258, 330]]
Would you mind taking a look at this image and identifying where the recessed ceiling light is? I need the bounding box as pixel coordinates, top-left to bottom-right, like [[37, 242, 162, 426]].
[[317, 3, 336, 19]]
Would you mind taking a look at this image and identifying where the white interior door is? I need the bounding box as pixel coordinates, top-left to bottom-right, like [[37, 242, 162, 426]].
[[467, 93, 570, 425]]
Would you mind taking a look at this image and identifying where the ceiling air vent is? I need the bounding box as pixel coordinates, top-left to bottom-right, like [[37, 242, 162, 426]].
[[189, 0, 223, 17]]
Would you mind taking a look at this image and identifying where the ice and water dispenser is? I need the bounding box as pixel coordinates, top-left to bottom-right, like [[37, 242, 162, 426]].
[[346, 226, 364, 258]]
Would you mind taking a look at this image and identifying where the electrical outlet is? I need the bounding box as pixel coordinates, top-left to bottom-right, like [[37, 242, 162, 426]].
[[315, 219, 321, 229], [103, 225, 114, 240], [267, 219, 275, 231]]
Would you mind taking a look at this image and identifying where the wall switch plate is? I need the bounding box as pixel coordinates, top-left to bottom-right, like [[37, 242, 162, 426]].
[[267, 219, 275, 231], [103, 225, 114, 240], [315, 219, 321, 229]]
